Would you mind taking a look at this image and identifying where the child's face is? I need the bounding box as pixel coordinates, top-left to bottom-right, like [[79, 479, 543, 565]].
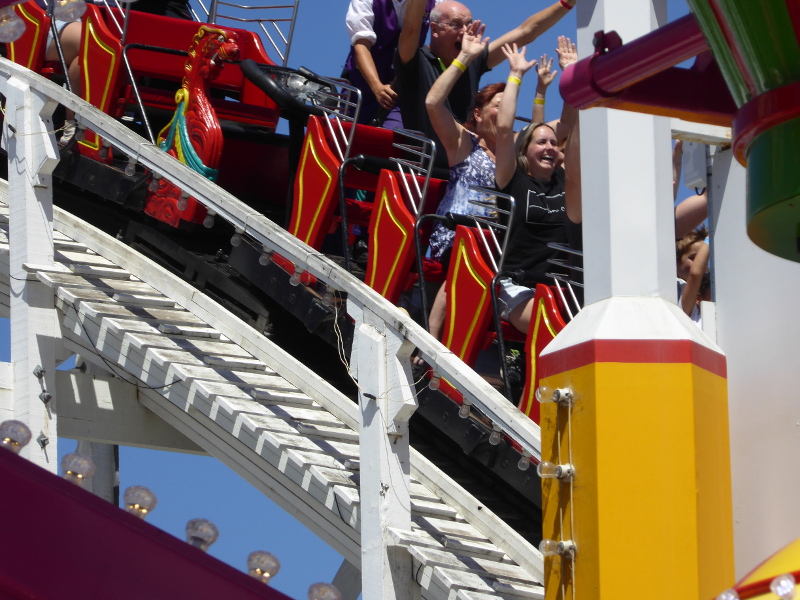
[[678, 241, 704, 279]]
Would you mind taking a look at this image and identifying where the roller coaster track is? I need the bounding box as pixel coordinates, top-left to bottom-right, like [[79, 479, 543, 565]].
[[0, 58, 545, 599]]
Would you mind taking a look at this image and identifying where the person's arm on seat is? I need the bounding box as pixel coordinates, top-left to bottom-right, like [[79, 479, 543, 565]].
[[486, 0, 575, 68]]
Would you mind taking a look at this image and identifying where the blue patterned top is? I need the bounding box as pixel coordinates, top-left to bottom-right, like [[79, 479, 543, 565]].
[[428, 134, 496, 260]]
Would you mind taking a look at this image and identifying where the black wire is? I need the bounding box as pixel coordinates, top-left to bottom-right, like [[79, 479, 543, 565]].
[[9, 272, 182, 391]]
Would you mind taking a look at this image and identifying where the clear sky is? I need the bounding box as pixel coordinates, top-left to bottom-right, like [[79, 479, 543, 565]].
[[3, 1, 697, 599]]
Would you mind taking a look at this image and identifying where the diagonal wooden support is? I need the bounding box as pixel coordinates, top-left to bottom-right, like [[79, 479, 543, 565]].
[[1, 74, 60, 470]]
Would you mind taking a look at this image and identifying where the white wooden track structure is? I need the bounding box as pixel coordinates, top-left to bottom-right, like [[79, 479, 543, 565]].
[[0, 58, 548, 600]]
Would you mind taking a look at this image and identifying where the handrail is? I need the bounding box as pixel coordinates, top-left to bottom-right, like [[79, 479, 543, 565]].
[[0, 57, 542, 459], [193, 0, 300, 66]]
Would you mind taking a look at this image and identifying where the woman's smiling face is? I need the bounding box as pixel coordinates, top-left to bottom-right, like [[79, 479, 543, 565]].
[[525, 125, 559, 179]]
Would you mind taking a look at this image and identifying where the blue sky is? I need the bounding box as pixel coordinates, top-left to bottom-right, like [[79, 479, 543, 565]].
[[3, 1, 696, 598]]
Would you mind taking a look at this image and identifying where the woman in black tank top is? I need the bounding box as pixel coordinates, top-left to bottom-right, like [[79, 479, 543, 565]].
[[493, 42, 582, 333]]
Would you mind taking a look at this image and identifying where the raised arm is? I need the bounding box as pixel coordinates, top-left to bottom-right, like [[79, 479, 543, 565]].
[[564, 119, 581, 224], [532, 53, 556, 123], [398, 0, 430, 65], [672, 139, 683, 199], [495, 43, 537, 189], [553, 36, 578, 143], [680, 241, 709, 316], [425, 31, 489, 165], [487, 0, 575, 68]]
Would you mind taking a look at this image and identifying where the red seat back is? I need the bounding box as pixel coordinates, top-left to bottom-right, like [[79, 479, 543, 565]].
[[7, 1, 51, 72], [440, 226, 496, 366], [517, 284, 568, 424], [365, 169, 417, 303]]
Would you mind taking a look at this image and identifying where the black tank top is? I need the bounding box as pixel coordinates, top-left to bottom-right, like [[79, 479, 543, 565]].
[[499, 167, 569, 285]]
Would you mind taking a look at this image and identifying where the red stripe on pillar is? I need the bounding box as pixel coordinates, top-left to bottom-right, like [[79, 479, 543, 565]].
[[707, 0, 759, 98], [540, 339, 727, 378]]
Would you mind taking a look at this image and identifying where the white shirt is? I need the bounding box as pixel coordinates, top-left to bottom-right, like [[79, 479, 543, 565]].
[[346, 0, 441, 45]]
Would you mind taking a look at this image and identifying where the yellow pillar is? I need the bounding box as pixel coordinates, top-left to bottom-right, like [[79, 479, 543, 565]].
[[538, 298, 734, 600]]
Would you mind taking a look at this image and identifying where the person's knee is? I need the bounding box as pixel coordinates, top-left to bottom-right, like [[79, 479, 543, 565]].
[[508, 298, 533, 333], [47, 22, 82, 63]]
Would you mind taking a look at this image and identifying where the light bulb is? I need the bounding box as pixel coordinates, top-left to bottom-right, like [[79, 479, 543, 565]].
[[123, 485, 157, 519], [771, 574, 797, 600], [230, 232, 243, 247], [259, 250, 273, 265], [458, 401, 471, 419], [0, 7, 25, 44], [428, 374, 440, 391], [538, 539, 576, 558], [517, 454, 530, 471], [185, 518, 219, 551], [98, 141, 110, 160], [53, 0, 86, 21], [322, 291, 334, 306], [535, 386, 573, 405], [289, 269, 302, 286], [0, 420, 32, 454], [148, 175, 161, 193], [489, 428, 502, 445], [74, 126, 85, 142], [124, 157, 136, 177], [716, 590, 739, 600], [308, 583, 342, 600], [247, 551, 281, 584], [177, 194, 189, 211], [537, 461, 574, 481], [61, 452, 95, 486], [203, 213, 215, 228]]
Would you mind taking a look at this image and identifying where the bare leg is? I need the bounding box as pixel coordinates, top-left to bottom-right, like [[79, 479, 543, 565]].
[[413, 283, 447, 366], [45, 22, 82, 119], [508, 297, 534, 334]]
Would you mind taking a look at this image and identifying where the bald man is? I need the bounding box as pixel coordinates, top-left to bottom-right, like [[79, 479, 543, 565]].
[[395, 0, 575, 166]]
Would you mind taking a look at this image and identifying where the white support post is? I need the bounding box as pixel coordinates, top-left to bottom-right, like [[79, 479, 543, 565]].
[[577, 0, 674, 304], [352, 302, 419, 600], [710, 149, 800, 576], [331, 559, 362, 600], [1, 75, 60, 470], [76, 441, 119, 505]]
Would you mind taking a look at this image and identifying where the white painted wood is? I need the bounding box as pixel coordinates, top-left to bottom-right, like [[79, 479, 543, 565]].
[[0, 361, 13, 420], [332, 559, 362, 600], [356, 309, 418, 600], [0, 62, 551, 600], [1, 73, 60, 471], [710, 149, 800, 576], [577, 0, 674, 305], [0, 58, 540, 459], [670, 119, 732, 146], [76, 440, 118, 503], [54, 371, 204, 453]]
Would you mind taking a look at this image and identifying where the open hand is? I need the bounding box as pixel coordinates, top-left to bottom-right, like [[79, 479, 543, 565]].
[[556, 36, 578, 70], [501, 43, 537, 76], [536, 53, 557, 88], [461, 30, 489, 59]]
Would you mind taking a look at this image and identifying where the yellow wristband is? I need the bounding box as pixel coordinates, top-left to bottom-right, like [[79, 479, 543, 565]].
[[534, 97, 545, 105], [507, 76, 522, 86], [451, 59, 467, 73]]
